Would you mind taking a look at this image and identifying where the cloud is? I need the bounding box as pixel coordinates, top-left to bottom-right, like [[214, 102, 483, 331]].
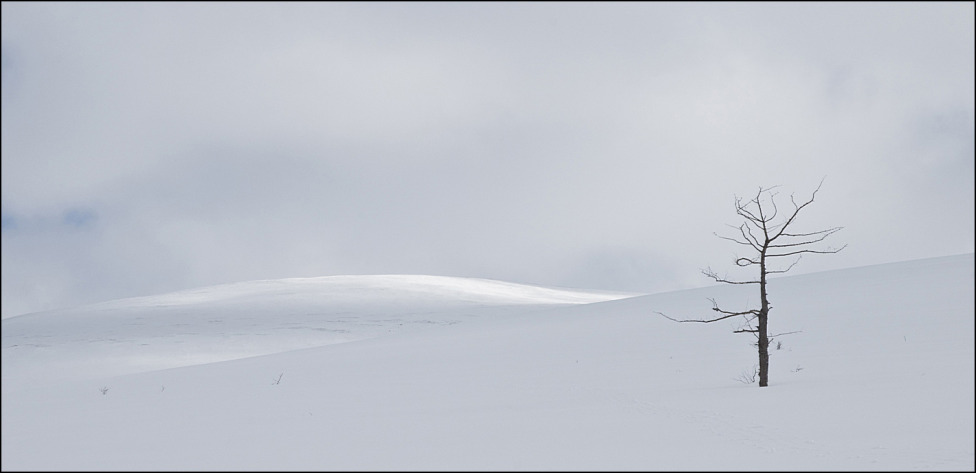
[[2, 2, 973, 317]]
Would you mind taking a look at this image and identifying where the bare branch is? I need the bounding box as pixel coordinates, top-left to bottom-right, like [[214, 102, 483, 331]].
[[769, 178, 825, 241], [715, 231, 757, 249], [655, 298, 759, 324], [733, 314, 760, 339], [708, 298, 761, 317], [766, 190, 780, 223], [765, 256, 802, 274], [715, 223, 763, 251], [655, 311, 686, 323], [655, 310, 744, 324], [754, 190, 769, 224], [766, 244, 847, 258], [735, 257, 760, 267], [742, 223, 763, 249], [767, 227, 843, 248], [735, 196, 765, 224], [702, 267, 760, 285], [778, 228, 841, 238]]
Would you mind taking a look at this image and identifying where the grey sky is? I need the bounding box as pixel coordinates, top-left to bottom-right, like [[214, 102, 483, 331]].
[[2, 2, 973, 317]]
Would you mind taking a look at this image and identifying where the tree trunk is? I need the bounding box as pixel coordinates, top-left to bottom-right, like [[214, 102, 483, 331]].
[[758, 309, 769, 387], [759, 252, 770, 387]]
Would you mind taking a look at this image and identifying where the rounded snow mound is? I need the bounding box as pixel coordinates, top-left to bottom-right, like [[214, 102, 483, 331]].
[[2, 275, 640, 378], [84, 274, 640, 310]]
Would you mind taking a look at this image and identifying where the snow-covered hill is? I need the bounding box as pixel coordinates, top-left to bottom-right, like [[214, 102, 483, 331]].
[[2, 255, 973, 470], [1, 275, 636, 379]]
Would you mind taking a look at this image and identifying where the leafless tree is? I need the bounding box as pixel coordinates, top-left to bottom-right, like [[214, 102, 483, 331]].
[[658, 179, 845, 387]]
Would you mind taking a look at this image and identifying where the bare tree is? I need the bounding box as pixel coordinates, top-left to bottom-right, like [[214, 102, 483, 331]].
[[658, 179, 845, 387]]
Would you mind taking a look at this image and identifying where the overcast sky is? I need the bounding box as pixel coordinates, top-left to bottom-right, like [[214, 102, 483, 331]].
[[2, 2, 973, 317]]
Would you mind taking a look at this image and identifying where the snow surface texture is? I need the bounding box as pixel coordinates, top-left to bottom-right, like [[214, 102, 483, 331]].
[[2, 255, 974, 470]]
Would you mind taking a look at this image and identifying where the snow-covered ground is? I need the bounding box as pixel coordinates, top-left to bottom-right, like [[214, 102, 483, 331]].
[[2, 254, 973, 470]]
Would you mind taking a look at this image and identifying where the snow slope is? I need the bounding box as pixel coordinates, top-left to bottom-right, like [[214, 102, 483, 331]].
[[1, 275, 635, 379], [2, 254, 973, 470]]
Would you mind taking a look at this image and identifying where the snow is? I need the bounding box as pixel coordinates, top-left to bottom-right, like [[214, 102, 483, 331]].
[[2, 254, 973, 470]]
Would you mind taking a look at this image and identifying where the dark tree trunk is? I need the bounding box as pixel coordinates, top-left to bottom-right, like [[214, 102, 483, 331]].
[[758, 254, 770, 387], [758, 309, 769, 387]]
